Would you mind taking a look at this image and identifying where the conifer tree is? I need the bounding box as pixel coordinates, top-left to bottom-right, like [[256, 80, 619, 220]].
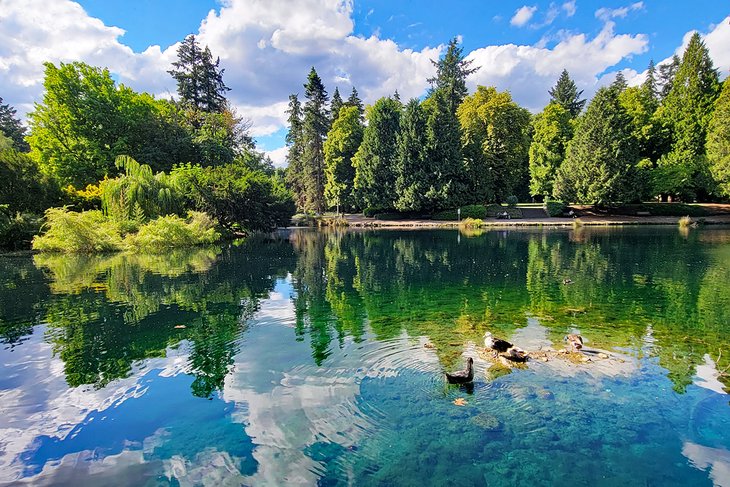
[[394, 99, 430, 211], [285, 94, 306, 209], [330, 87, 344, 125], [168, 35, 230, 112], [347, 87, 364, 120], [324, 105, 363, 212], [658, 55, 680, 100], [707, 78, 730, 198], [548, 69, 586, 117], [642, 60, 658, 102], [427, 37, 478, 115], [529, 102, 573, 198], [301, 67, 329, 212], [0, 97, 29, 152]]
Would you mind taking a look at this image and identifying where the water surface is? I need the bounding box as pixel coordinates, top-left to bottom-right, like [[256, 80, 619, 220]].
[[1, 227, 729, 486]]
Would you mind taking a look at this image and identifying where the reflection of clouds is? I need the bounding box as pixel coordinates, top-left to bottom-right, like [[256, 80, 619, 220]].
[[0, 326, 189, 484], [683, 442, 730, 487], [694, 354, 728, 395]]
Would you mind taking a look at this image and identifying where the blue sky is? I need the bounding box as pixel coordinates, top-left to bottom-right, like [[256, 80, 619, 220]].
[[2, 1, 729, 164]]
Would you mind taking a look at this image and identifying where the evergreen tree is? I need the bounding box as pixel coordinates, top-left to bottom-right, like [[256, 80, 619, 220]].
[[394, 99, 429, 212], [168, 35, 230, 112], [642, 60, 658, 102], [330, 87, 344, 125], [528, 102, 573, 198], [347, 86, 364, 120], [613, 72, 628, 92], [458, 86, 531, 203], [620, 86, 667, 163], [707, 78, 730, 198], [658, 55, 680, 100], [301, 67, 329, 213], [0, 97, 29, 152], [424, 89, 464, 208], [548, 69, 586, 117], [352, 97, 401, 210], [553, 84, 640, 204], [285, 94, 306, 209], [427, 37, 478, 115], [324, 105, 363, 212]]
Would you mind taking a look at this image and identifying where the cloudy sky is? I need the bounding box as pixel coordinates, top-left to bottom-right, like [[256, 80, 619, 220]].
[[0, 0, 728, 166]]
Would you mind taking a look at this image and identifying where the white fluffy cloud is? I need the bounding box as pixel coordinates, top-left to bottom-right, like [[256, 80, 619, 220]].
[[511, 5, 538, 27]]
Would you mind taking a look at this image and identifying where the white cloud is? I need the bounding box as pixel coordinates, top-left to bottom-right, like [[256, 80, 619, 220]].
[[266, 146, 289, 168], [511, 5, 538, 27], [562, 1, 577, 17], [595, 2, 644, 22]]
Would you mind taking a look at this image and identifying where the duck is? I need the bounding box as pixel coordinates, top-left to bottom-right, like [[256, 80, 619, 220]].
[[445, 357, 474, 384], [501, 346, 528, 363], [484, 332, 512, 353], [564, 334, 583, 351], [563, 278, 574, 285]]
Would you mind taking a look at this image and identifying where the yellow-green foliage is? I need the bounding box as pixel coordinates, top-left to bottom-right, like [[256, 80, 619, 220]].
[[678, 215, 693, 227], [459, 217, 483, 228], [33, 207, 123, 253], [125, 211, 220, 252]]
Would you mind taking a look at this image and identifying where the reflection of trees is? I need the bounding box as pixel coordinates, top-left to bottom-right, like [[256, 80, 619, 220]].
[[0, 256, 48, 347], [34, 238, 296, 397]]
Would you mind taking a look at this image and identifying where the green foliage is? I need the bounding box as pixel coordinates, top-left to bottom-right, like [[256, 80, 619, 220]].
[[432, 204, 487, 221], [505, 195, 519, 207], [346, 87, 364, 120], [553, 84, 640, 204], [458, 86, 531, 203], [353, 97, 402, 210], [173, 162, 295, 232], [125, 212, 220, 252], [285, 94, 306, 209], [548, 69, 586, 117], [707, 78, 730, 198], [324, 105, 363, 211], [529, 103, 573, 198], [0, 149, 60, 214], [394, 99, 430, 212], [544, 200, 567, 217], [619, 83, 668, 163], [0, 97, 29, 151], [0, 207, 42, 250], [330, 87, 344, 125], [168, 34, 230, 113], [33, 208, 123, 253], [427, 37, 479, 114], [459, 217, 483, 228]]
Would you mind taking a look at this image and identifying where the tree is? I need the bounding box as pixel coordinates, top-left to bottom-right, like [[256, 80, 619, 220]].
[[658, 55, 680, 100], [0, 149, 59, 214], [330, 87, 344, 125], [424, 90, 464, 208], [553, 83, 640, 204], [427, 37, 478, 115], [347, 87, 364, 120], [529, 102, 573, 198], [707, 78, 730, 198], [548, 69, 586, 117], [324, 105, 363, 212], [352, 97, 401, 210], [394, 99, 429, 211], [458, 86, 532, 203], [300, 67, 329, 213], [168, 35, 230, 113], [284, 94, 306, 209], [0, 97, 29, 151]]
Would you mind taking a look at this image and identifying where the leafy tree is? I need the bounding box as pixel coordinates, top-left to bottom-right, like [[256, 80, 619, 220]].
[[0, 149, 59, 214], [353, 97, 401, 210], [394, 99, 430, 212], [284, 94, 306, 209], [548, 69, 586, 117], [427, 37, 478, 114], [0, 131, 12, 151], [458, 86, 532, 203], [168, 34, 230, 113], [0, 97, 29, 151], [528, 102, 573, 198], [346, 86, 364, 120], [707, 78, 730, 198], [330, 87, 344, 125], [553, 83, 640, 204], [324, 105, 363, 212], [301, 67, 329, 213]]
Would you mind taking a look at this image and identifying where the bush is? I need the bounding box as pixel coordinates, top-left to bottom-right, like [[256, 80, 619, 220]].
[[363, 207, 390, 217], [432, 204, 487, 221], [544, 200, 567, 217], [0, 207, 43, 250], [459, 218, 483, 228], [291, 213, 315, 227], [505, 195, 519, 207], [125, 211, 220, 252], [32, 208, 123, 253]]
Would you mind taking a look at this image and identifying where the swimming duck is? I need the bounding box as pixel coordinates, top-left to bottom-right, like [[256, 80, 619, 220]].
[[445, 357, 474, 384], [484, 332, 512, 353], [565, 334, 583, 351], [501, 347, 528, 363]]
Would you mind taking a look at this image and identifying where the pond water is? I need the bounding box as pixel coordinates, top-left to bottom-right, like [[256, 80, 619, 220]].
[[1, 227, 730, 486]]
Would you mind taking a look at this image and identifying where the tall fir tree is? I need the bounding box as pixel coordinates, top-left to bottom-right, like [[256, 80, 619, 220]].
[[330, 87, 344, 125], [301, 67, 329, 213], [285, 94, 307, 209], [657, 55, 680, 100], [168, 35, 230, 112], [394, 99, 430, 212], [347, 86, 364, 120], [0, 97, 29, 152], [528, 102, 573, 198], [352, 97, 401, 210], [642, 60, 658, 102], [707, 78, 730, 198], [553, 83, 640, 204], [548, 69, 586, 117], [324, 105, 363, 212], [427, 37, 478, 115]]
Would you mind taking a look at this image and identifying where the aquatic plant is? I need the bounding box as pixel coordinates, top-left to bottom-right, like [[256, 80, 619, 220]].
[[32, 207, 123, 253], [125, 211, 220, 252]]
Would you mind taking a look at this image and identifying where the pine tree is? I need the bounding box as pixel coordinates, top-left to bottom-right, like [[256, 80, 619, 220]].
[[168, 35, 230, 112], [425, 89, 464, 208], [642, 60, 658, 103], [394, 99, 429, 211], [529, 102, 573, 198], [427, 37, 478, 115], [613, 72, 628, 92], [658, 55, 680, 100], [301, 67, 329, 213], [553, 84, 640, 204], [330, 87, 344, 125], [347, 86, 364, 120], [548, 69, 586, 117], [285, 94, 306, 209], [0, 97, 29, 152], [324, 105, 363, 212], [707, 78, 730, 198]]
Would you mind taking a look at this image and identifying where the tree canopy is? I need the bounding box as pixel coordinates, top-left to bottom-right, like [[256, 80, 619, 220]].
[[549, 70, 586, 118], [168, 34, 230, 113]]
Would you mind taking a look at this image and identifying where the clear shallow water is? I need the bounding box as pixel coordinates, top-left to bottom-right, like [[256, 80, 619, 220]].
[[1, 227, 729, 486]]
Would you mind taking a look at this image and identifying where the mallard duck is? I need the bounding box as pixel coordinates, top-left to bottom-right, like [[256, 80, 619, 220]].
[[445, 357, 474, 384], [501, 347, 528, 363], [484, 332, 512, 353], [565, 334, 583, 351]]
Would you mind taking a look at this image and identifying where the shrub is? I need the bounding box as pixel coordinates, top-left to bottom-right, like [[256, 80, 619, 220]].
[[32, 208, 123, 253], [125, 211, 220, 252], [505, 195, 519, 207], [459, 218, 483, 228], [678, 216, 693, 227], [363, 207, 389, 217], [544, 200, 567, 217], [0, 207, 43, 250], [432, 204, 487, 221]]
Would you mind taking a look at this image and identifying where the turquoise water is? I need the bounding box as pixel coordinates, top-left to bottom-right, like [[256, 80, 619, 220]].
[[1, 227, 729, 485]]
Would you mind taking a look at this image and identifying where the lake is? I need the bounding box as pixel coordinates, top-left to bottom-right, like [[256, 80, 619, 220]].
[[1, 227, 729, 486]]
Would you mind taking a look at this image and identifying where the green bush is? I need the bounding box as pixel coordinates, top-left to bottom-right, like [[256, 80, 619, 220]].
[[432, 204, 487, 221], [544, 200, 567, 217], [505, 195, 519, 207], [32, 208, 123, 253], [363, 207, 390, 217], [125, 211, 220, 252], [0, 207, 43, 250], [459, 217, 483, 228]]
